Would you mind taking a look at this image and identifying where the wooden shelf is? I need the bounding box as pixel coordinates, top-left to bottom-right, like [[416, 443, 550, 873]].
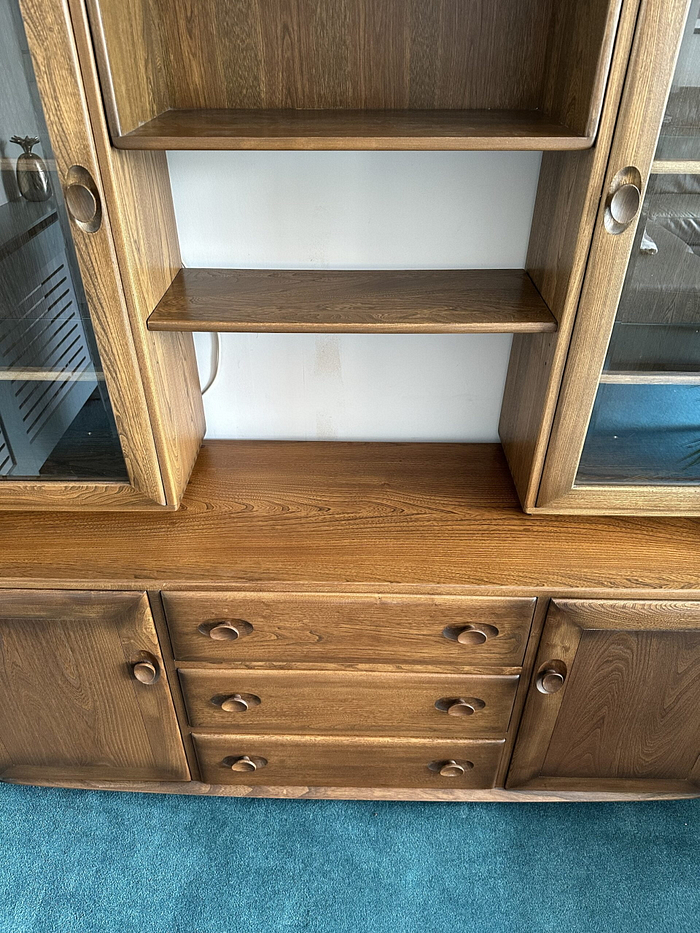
[[600, 371, 700, 385], [112, 109, 591, 152], [147, 269, 556, 335]]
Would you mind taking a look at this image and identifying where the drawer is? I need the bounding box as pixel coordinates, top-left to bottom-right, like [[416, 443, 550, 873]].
[[193, 733, 506, 788], [163, 592, 534, 665], [179, 669, 518, 737]]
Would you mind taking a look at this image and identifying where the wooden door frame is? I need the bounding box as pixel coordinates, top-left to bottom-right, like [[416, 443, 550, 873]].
[[537, 0, 700, 515], [2, 0, 203, 510], [507, 598, 700, 792]]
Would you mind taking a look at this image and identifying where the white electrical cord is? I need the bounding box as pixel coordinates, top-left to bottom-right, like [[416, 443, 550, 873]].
[[201, 332, 220, 395]]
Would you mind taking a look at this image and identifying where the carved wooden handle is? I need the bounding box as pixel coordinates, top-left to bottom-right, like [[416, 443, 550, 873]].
[[446, 698, 478, 717], [443, 623, 499, 646], [429, 758, 474, 777], [536, 666, 566, 695], [228, 755, 267, 772], [132, 659, 158, 685], [202, 619, 253, 641], [219, 693, 261, 713]]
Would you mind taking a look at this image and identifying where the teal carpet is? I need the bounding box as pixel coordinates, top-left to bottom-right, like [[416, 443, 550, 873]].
[[1, 786, 698, 933]]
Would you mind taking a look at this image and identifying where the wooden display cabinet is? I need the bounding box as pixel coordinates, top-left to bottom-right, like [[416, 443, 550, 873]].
[[0, 0, 699, 801]]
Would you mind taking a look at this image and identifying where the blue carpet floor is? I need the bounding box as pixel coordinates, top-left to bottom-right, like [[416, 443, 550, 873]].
[[0, 785, 698, 933]]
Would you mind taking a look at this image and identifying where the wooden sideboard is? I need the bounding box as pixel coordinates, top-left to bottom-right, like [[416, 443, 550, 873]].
[[1, 441, 698, 800]]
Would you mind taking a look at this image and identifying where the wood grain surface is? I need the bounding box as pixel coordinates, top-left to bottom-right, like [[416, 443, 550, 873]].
[[6, 774, 697, 801], [178, 668, 518, 736], [88, 0, 620, 146], [0, 590, 189, 783], [163, 592, 534, 666], [508, 598, 700, 792], [147, 269, 556, 334], [192, 733, 505, 788], [113, 108, 591, 151], [1, 441, 700, 591]]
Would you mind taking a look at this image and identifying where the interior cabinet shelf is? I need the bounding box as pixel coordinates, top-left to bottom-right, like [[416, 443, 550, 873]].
[[146, 269, 556, 334], [599, 371, 700, 385], [112, 109, 592, 152]]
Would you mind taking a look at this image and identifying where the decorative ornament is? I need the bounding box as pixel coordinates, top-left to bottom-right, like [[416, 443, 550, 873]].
[[10, 135, 52, 202]]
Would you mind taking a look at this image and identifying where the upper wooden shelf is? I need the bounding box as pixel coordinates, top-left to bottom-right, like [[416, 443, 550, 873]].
[[147, 269, 556, 334], [88, 0, 620, 154], [112, 109, 591, 152]]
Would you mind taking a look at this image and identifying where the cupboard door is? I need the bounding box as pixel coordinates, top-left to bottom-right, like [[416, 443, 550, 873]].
[[507, 600, 700, 793], [0, 589, 189, 783]]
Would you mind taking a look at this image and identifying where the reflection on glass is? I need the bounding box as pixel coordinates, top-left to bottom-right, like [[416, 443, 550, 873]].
[[576, 0, 700, 488], [656, 0, 700, 161], [0, 0, 126, 481], [578, 385, 700, 485]]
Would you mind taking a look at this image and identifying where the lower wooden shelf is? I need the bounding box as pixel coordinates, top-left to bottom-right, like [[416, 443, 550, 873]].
[[147, 268, 556, 334]]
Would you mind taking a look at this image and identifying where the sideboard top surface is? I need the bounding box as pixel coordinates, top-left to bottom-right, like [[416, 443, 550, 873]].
[[0, 441, 698, 593]]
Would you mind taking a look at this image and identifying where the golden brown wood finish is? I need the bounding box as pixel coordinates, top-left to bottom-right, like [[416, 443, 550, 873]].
[[192, 734, 505, 788], [2, 441, 700, 591], [147, 591, 201, 780], [508, 599, 700, 792], [163, 593, 534, 666], [0, 589, 189, 783], [500, 0, 642, 509], [87, 0, 620, 150], [14, 0, 167, 507], [178, 669, 518, 737], [536, 0, 698, 514], [7, 775, 697, 801], [68, 0, 205, 507], [113, 109, 590, 152], [147, 269, 556, 334]]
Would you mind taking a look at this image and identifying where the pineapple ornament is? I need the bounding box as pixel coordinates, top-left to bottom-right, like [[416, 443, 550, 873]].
[[10, 135, 52, 202]]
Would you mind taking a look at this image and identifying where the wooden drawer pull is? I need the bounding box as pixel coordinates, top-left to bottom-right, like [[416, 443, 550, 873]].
[[199, 619, 254, 641], [429, 759, 474, 778], [224, 755, 268, 772], [443, 623, 499, 646], [131, 658, 159, 685], [216, 693, 262, 713], [435, 696, 486, 716], [536, 660, 567, 695]]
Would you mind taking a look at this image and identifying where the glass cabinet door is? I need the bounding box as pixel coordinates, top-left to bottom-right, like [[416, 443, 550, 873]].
[[539, 0, 700, 512], [0, 0, 126, 482], [577, 5, 700, 487]]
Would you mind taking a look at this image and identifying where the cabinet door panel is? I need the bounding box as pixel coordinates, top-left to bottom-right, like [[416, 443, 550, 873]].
[[0, 589, 189, 783], [507, 600, 700, 793]]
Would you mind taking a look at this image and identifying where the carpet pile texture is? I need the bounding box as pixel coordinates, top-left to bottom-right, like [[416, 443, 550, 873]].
[[0, 785, 698, 932]]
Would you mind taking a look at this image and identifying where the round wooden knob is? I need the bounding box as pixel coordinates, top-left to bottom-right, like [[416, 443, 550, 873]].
[[609, 183, 641, 226], [443, 623, 499, 646], [65, 183, 98, 224], [229, 755, 265, 772], [447, 698, 477, 717], [208, 621, 244, 641], [439, 760, 465, 777], [132, 660, 158, 684], [537, 668, 566, 695], [220, 694, 251, 712]]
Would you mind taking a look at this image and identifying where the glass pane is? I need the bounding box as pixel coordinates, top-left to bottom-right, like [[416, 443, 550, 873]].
[[656, 0, 700, 161], [576, 2, 700, 488], [0, 0, 127, 481]]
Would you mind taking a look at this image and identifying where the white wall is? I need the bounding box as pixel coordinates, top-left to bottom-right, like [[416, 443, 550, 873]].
[[168, 150, 541, 441]]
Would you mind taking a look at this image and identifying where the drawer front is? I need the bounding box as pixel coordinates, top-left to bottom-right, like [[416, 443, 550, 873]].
[[163, 593, 534, 665], [193, 733, 505, 788], [179, 669, 518, 737]]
